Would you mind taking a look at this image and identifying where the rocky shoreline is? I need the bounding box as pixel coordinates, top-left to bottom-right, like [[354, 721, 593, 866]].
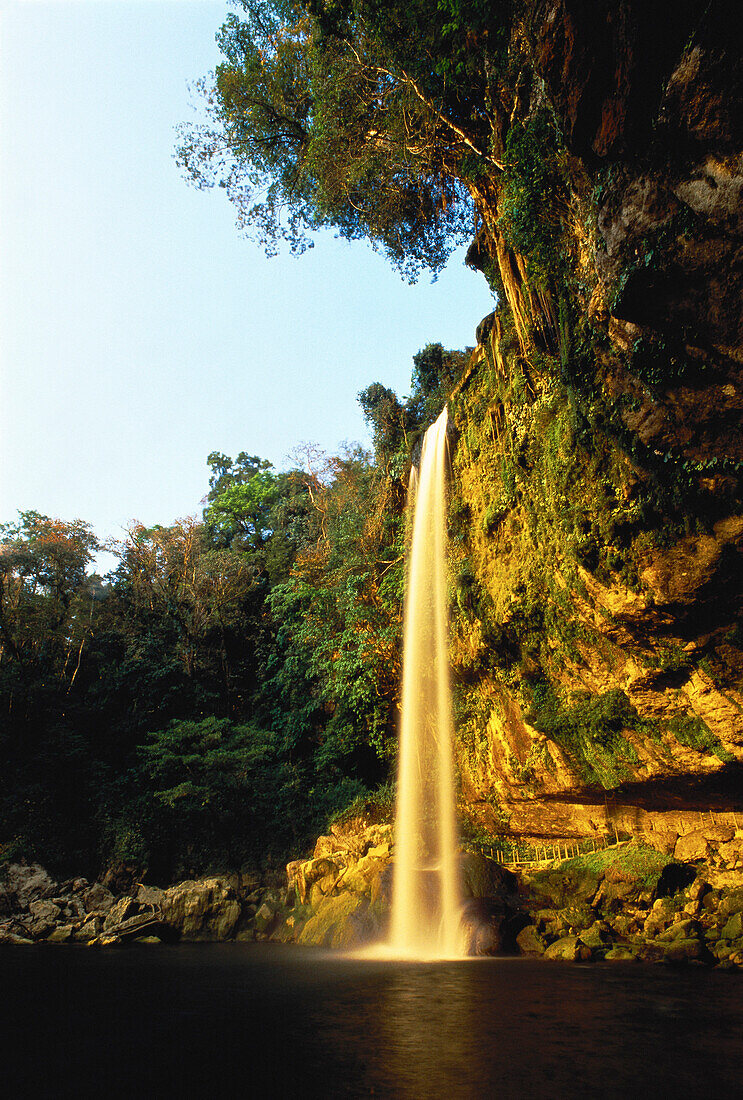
[[4, 818, 743, 968]]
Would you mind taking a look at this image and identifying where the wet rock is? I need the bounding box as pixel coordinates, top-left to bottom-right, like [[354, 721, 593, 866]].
[[663, 939, 705, 964], [580, 922, 611, 951], [642, 897, 678, 941], [516, 924, 547, 956], [605, 947, 637, 962], [160, 878, 241, 941], [47, 925, 75, 943], [297, 893, 371, 949], [544, 935, 589, 961], [657, 918, 700, 945], [287, 858, 340, 906], [90, 933, 122, 947]]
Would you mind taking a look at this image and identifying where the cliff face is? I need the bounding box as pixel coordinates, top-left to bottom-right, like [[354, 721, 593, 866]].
[[450, 1, 743, 841]]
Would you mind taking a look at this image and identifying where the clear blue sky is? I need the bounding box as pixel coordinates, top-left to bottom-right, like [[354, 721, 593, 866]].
[[0, 0, 494, 566]]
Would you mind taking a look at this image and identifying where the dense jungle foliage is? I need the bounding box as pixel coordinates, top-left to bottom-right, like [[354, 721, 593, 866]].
[[0, 345, 464, 881]]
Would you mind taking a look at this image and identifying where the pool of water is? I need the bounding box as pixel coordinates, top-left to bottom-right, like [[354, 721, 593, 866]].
[[1, 944, 740, 1098]]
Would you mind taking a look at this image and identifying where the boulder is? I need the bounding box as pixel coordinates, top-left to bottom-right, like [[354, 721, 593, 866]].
[[544, 935, 588, 961], [605, 947, 638, 961], [460, 852, 517, 901], [82, 883, 115, 914], [0, 930, 33, 945], [657, 918, 700, 944], [643, 898, 675, 938], [159, 878, 241, 941], [580, 922, 610, 950], [76, 915, 103, 942], [663, 939, 705, 964], [254, 903, 275, 935], [47, 924, 75, 943], [720, 911, 743, 941], [674, 826, 734, 862], [297, 893, 374, 949], [28, 899, 62, 924], [516, 924, 547, 956], [4, 864, 57, 909], [103, 897, 138, 931], [644, 827, 679, 856]]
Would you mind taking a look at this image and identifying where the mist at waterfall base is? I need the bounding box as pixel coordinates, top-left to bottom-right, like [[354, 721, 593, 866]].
[[389, 406, 463, 959], [2, 945, 742, 1098]]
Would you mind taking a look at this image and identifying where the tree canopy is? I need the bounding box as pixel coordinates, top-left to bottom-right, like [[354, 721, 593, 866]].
[[177, 0, 512, 279]]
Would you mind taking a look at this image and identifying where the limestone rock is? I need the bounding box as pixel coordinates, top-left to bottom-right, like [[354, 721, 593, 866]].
[[0, 930, 34, 945], [721, 911, 743, 941], [460, 851, 517, 901], [297, 893, 377, 949], [76, 915, 103, 942], [103, 896, 138, 931], [604, 947, 637, 962], [675, 826, 735, 863], [82, 882, 115, 914], [254, 903, 275, 935], [27, 899, 62, 928], [159, 878, 241, 941], [47, 924, 75, 943], [580, 922, 610, 950], [663, 939, 705, 964], [136, 884, 165, 908], [544, 935, 589, 961], [516, 925, 547, 956], [4, 864, 57, 909]]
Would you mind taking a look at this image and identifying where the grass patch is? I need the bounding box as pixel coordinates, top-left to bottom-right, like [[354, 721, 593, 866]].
[[558, 841, 672, 890]]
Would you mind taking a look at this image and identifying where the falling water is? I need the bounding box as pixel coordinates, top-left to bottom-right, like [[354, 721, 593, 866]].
[[389, 406, 463, 959]]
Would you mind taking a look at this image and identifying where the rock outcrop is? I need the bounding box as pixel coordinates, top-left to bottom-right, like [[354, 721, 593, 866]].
[[446, 0, 743, 845]]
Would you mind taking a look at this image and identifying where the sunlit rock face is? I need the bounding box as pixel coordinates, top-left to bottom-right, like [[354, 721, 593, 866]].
[[451, 1, 743, 843]]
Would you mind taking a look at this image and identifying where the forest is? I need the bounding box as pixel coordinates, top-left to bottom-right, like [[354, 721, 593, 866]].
[[0, 344, 466, 880]]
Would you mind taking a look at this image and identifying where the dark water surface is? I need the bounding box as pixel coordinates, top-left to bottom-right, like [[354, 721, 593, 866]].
[[1, 944, 741, 1098]]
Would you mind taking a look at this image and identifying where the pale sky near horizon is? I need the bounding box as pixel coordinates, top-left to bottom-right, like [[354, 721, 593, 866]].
[[0, 0, 495, 570]]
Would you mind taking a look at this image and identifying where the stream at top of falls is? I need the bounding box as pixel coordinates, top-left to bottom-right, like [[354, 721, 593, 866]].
[[1, 942, 741, 1099]]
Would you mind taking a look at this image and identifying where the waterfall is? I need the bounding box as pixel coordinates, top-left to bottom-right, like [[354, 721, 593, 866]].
[[389, 406, 463, 959]]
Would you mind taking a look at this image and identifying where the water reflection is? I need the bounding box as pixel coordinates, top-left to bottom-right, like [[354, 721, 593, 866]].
[[1, 947, 740, 1099]]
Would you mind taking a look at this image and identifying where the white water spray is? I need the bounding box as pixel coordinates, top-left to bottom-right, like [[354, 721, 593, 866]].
[[389, 406, 463, 959]]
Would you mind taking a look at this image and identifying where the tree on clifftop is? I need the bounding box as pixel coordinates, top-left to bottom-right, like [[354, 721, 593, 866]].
[[177, 0, 511, 280]]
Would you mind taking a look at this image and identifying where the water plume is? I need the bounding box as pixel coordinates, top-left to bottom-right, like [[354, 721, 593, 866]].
[[389, 406, 463, 959]]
